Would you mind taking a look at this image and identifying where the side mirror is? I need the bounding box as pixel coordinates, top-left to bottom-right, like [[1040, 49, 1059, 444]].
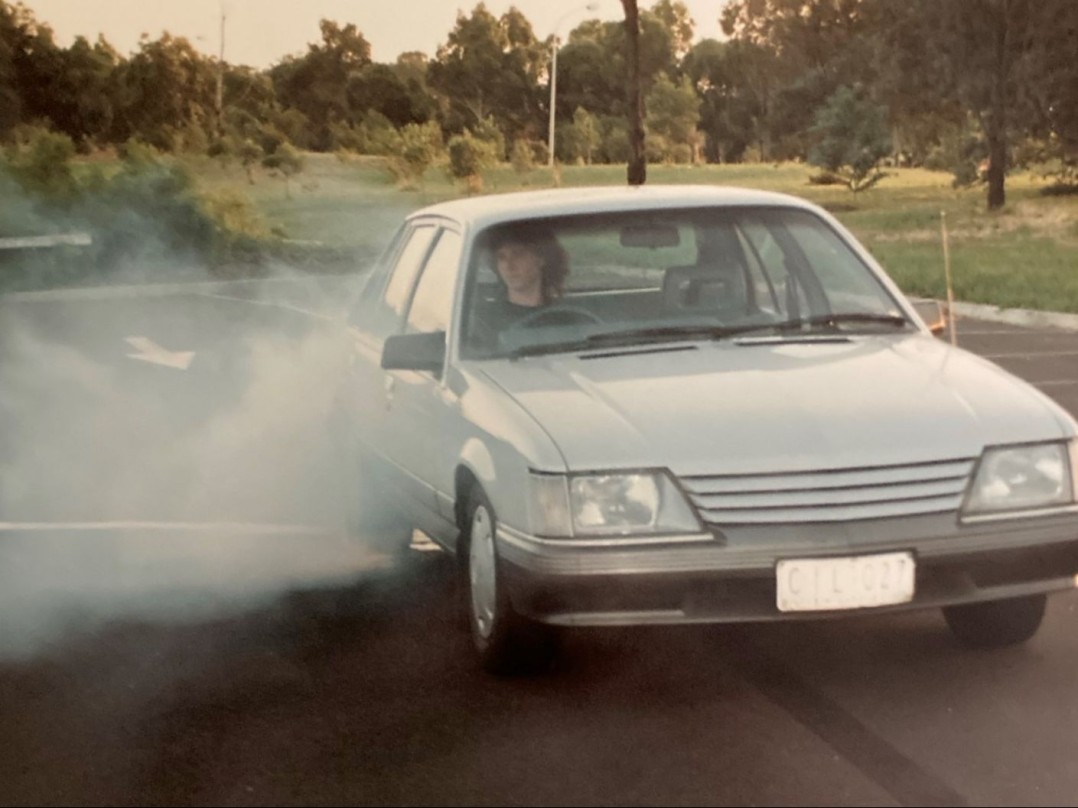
[[381, 331, 446, 374], [909, 298, 947, 336]]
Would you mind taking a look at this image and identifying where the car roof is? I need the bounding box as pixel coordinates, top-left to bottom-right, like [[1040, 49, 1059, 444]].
[[408, 184, 820, 231]]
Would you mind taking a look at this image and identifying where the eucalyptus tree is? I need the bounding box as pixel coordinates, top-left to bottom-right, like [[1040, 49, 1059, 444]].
[[427, 4, 547, 152]]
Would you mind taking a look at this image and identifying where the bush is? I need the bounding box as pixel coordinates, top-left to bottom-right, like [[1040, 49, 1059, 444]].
[[670, 143, 693, 165], [446, 130, 496, 190], [808, 85, 892, 192], [471, 116, 506, 162], [386, 121, 442, 187], [510, 138, 536, 174], [355, 111, 401, 156], [0, 143, 273, 290], [4, 127, 80, 202], [598, 117, 631, 164]]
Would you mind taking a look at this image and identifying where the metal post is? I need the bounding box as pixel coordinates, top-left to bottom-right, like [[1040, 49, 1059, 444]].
[[216, 2, 226, 137], [547, 2, 599, 171], [941, 210, 957, 346], [547, 38, 558, 168]]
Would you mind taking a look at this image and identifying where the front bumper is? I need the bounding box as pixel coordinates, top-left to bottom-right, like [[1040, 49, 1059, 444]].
[[496, 512, 1078, 626]]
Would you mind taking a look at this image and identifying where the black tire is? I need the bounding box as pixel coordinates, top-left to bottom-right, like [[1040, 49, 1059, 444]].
[[943, 594, 1047, 648], [461, 487, 557, 675]]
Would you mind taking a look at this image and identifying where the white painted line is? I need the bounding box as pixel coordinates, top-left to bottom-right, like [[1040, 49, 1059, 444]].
[[959, 329, 1064, 336], [0, 521, 332, 534], [985, 350, 1078, 360], [1, 275, 357, 303], [125, 336, 195, 370], [0, 233, 92, 250], [198, 292, 338, 323]]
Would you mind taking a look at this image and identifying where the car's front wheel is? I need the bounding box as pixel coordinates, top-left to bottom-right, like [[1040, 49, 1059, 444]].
[[943, 594, 1047, 648], [463, 487, 557, 675]]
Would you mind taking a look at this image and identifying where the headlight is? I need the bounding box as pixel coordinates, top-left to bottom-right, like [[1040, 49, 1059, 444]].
[[528, 470, 700, 538], [963, 442, 1075, 517]]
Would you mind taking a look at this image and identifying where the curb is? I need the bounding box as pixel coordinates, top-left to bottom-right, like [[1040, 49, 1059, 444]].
[[948, 301, 1078, 332]]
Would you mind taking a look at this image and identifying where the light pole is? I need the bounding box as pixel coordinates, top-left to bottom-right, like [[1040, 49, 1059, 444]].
[[215, 1, 226, 137], [548, 2, 600, 168]]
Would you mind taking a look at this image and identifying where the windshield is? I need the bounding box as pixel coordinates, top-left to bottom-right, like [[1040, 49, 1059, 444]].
[[461, 206, 907, 358]]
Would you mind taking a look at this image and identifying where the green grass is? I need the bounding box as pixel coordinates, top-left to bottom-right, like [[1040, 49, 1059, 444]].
[[177, 154, 1078, 313]]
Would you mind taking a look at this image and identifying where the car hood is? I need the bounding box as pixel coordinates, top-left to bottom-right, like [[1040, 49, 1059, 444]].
[[478, 335, 1074, 475]]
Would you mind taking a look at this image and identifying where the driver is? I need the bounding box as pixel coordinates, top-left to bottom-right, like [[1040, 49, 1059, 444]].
[[471, 224, 570, 344]]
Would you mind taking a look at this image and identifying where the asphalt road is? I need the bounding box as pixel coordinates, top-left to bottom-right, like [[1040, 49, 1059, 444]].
[[1, 290, 1077, 807]]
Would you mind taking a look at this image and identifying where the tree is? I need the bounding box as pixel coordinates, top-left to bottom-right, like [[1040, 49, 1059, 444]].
[[427, 4, 546, 145], [554, 12, 676, 139], [646, 73, 700, 160], [111, 33, 216, 150], [808, 85, 891, 192], [270, 19, 372, 150], [719, 0, 879, 160], [1012, 0, 1078, 186], [262, 141, 303, 197], [880, 0, 1054, 209], [0, 2, 67, 139], [348, 62, 432, 128], [684, 38, 773, 162], [562, 106, 601, 164], [650, 0, 694, 60]]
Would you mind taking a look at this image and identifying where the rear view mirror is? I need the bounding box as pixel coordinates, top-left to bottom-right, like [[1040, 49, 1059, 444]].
[[910, 298, 947, 336], [382, 331, 446, 375], [620, 223, 680, 249]]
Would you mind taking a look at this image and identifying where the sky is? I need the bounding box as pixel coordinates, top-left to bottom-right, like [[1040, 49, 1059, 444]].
[[25, 0, 729, 68]]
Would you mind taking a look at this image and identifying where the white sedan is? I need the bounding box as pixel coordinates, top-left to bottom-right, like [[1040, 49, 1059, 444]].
[[335, 185, 1078, 675]]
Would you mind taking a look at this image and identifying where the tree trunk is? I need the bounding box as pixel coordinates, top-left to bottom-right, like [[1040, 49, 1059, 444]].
[[985, 0, 1011, 210], [621, 0, 646, 185], [986, 127, 1006, 209]]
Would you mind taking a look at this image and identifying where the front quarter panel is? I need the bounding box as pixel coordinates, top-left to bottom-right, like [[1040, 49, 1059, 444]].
[[446, 364, 567, 536]]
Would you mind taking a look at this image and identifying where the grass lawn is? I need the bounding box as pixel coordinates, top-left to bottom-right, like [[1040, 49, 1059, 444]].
[[188, 154, 1078, 313]]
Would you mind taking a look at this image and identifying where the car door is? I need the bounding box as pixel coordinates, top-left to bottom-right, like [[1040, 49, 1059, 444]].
[[383, 225, 466, 543], [342, 221, 439, 505]]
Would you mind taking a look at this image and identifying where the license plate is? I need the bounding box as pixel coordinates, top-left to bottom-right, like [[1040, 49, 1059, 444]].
[[776, 551, 915, 612]]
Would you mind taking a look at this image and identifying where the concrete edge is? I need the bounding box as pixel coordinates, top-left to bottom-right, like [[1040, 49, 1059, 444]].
[[947, 301, 1078, 332]]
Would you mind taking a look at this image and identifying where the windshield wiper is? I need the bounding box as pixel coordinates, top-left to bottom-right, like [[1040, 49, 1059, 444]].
[[506, 323, 778, 359], [773, 312, 909, 332]]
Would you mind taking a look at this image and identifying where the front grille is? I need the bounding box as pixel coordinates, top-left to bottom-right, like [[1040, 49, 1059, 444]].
[[679, 458, 976, 525]]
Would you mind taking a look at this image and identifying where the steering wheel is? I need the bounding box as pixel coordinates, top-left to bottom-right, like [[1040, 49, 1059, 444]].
[[506, 304, 605, 330]]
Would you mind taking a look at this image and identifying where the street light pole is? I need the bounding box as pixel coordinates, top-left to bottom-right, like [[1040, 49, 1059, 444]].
[[215, 1, 226, 137], [547, 2, 599, 169]]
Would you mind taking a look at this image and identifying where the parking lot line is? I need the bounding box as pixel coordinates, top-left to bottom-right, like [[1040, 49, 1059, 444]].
[[984, 350, 1078, 360]]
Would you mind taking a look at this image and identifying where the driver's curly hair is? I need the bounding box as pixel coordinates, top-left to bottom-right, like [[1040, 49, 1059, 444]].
[[488, 224, 569, 304]]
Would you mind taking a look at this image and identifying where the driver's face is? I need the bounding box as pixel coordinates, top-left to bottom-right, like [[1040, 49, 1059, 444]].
[[495, 241, 544, 300]]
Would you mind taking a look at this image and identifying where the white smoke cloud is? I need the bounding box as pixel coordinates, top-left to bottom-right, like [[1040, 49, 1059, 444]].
[[0, 274, 409, 661]]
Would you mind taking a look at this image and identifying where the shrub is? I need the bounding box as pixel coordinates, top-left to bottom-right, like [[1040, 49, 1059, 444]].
[[510, 138, 536, 174], [447, 131, 496, 191], [4, 127, 80, 202], [808, 85, 892, 192]]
